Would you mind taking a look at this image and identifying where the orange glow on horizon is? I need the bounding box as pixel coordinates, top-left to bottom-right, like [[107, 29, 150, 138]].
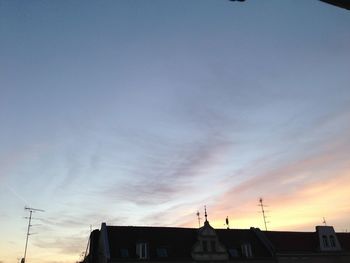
[[180, 171, 350, 232]]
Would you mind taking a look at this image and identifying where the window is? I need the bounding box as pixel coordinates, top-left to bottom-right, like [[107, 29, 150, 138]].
[[136, 243, 148, 259], [120, 248, 129, 258], [329, 235, 336, 248], [156, 248, 168, 258], [322, 235, 329, 247], [210, 240, 216, 252], [241, 244, 253, 258], [202, 240, 208, 252], [228, 248, 239, 258]]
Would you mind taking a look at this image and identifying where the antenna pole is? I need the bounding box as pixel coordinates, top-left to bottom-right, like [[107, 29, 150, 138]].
[[259, 198, 268, 231], [23, 210, 32, 263], [196, 211, 201, 228], [323, 217, 327, 226], [84, 225, 92, 259], [22, 207, 44, 263]]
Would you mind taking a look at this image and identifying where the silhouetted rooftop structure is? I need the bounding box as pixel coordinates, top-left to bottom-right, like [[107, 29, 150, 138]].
[[320, 0, 350, 10], [83, 221, 350, 263]]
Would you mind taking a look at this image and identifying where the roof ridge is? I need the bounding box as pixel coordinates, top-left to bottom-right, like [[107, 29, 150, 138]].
[[107, 225, 197, 230], [265, 230, 316, 234]]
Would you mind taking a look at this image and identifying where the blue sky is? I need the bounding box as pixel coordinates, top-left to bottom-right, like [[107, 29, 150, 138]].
[[1, 1, 350, 263]]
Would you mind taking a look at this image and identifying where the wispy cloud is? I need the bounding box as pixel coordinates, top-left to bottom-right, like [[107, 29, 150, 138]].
[[39, 216, 85, 230], [33, 235, 87, 255], [203, 124, 350, 230], [100, 129, 231, 206]]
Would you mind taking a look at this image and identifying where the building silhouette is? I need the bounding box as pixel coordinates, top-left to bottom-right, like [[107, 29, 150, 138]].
[[83, 219, 350, 263]]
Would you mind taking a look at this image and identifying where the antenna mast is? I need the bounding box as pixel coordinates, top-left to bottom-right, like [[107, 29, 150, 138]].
[[22, 206, 44, 263], [258, 198, 268, 231], [84, 225, 93, 260], [196, 211, 201, 228], [323, 217, 327, 226]]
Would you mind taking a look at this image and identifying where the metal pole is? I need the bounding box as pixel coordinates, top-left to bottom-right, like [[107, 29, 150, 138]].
[[196, 211, 201, 228], [259, 198, 268, 231], [23, 210, 32, 263], [22, 206, 44, 263]]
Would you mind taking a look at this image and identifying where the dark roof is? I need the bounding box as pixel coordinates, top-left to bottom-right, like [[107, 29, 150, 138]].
[[320, 0, 350, 10], [105, 226, 273, 260], [106, 226, 197, 260], [337, 233, 350, 250], [264, 231, 319, 253], [216, 229, 272, 258]]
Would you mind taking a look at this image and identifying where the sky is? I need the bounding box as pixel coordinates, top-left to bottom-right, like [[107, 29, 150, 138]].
[[1, 0, 350, 262]]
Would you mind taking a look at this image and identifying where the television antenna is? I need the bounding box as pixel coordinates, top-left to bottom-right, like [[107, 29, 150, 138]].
[[258, 198, 269, 231], [83, 225, 93, 260], [196, 211, 201, 227], [322, 217, 327, 226], [225, 216, 230, 229], [22, 206, 45, 263]]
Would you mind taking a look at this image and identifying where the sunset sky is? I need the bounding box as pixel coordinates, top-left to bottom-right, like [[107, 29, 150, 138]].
[[1, 1, 350, 263]]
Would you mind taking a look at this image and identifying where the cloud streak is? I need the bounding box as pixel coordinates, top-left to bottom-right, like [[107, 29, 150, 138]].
[[96, 108, 233, 206]]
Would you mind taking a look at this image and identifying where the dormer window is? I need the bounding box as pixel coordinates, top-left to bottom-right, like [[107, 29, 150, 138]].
[[316, 226, 340, 251], [120, 248, 129, 258], [210, 240, 216, 252], [136, 243, 148, 259], [191, 220, 229, 261], [156, 248, 168, 258], [322, 235, 329, 247], [329, 235, 336, 248], [228, 248, 239, 258], [241, 243, 253, 258], [202, 240, 208, 252]]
